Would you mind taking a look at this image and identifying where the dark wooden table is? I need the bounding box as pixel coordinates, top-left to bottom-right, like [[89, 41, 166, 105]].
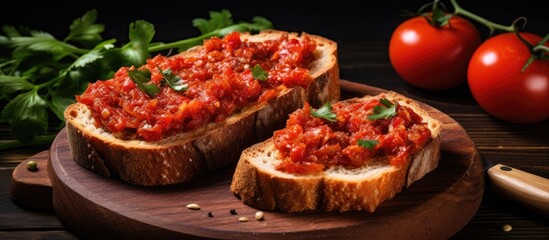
[[1, 41, 548, 239]]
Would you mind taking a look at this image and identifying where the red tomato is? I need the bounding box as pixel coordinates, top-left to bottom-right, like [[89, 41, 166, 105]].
[[389, 15, 481, 90], [468, 32, 549, 124]]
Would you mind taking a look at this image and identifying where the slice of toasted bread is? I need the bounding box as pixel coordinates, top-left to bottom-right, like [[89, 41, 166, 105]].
[[64, 30, 339, 186], [230, 92, 442, 212]]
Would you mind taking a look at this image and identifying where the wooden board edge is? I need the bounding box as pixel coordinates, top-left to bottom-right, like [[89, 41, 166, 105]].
[[10, 150, 53, 210]]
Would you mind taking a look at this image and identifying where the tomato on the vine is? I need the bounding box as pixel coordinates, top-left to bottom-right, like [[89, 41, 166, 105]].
[[468, 32, 549, 124], [389, 15, 481, 90]]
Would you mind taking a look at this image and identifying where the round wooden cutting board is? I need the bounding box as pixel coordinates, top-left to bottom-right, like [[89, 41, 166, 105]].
[[48, 82, 484, 240]]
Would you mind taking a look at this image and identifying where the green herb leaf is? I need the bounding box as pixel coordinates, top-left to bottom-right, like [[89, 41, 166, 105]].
[[158, 66, 188, 92], [251, 64, 268, 81], [127, 68, 160, 97], [0, 89, 48, 143], [64, 9, 104, 46], [192, 9, 273, 36], [311, 102, 337, 122], [148, 10, 272, 52], [250, 17, 274, 31], [48, 90, 76, 121], [11, 32, 65, 53], [121, 20, 155, 67], [218, 16, 273, 36], [367, 98, 397, 120], [0, 75, 35, 99], [357, 139, 379, 149], [70, 39, 116, 69], [11, 31, 86, 60], [193, 9, 234, 34], [129, 20, 155, 45], [0, 9, 273, 150], [57, 69, 85, 95], [2, 25, 21, 38], [0, 35, 9, 46]]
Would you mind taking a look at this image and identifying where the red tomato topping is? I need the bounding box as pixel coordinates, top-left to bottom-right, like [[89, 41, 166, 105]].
[[273, 99, 432, 174], [77, 32, 316, 141]]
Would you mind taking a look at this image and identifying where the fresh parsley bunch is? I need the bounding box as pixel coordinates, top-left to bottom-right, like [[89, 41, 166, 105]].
[[0, 9, 272, 150]]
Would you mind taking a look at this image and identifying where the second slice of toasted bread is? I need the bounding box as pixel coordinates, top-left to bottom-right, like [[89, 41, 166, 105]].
[[230, 92, 442, 212]]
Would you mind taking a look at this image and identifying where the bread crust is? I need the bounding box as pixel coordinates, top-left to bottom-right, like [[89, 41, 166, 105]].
[[64, 31, 339, 186], [230, 92, 442, 212]]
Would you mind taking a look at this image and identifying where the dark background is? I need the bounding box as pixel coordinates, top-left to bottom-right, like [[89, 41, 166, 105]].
[[0, 0, 546, 43], [1, 3, 548, 239]]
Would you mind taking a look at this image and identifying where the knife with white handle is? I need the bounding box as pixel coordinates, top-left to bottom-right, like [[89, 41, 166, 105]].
[[484, 156, 549, 217]]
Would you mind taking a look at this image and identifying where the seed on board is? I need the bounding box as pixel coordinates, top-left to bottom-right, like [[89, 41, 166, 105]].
[[238, 217, 249, 222], [255, 211, 264, 221], [502, 224, 512, 232], [186, 203, 201, 210], [208, 212, 214, 217], [26, 160, 38, 171], [229, 209, 237, 215]]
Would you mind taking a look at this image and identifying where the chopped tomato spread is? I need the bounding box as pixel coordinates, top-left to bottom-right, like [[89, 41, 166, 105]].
[[77, 32, 317, 141], [273, 99, 432, 175]]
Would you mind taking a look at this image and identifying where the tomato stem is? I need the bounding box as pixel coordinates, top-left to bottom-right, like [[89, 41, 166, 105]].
[[428, 0, 452, 28], [417, 0, 451, 28], [450, 0, 515, 35], [534, 45, 549, 53], [519, 32, 549, 72], [533, 33, 549, 60], [533, 33, 549, 52]]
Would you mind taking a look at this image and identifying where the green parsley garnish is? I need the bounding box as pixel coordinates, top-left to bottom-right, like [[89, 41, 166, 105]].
[[0, 9, 272, 148], [311, 102, 337, 122], [357, 139, 379, 149], [251, 64, 269, 81], [367, 98, 397, 120], [129, 66, 189, 97], [157, 66, 188, 92], [127, 68, 161, 97]]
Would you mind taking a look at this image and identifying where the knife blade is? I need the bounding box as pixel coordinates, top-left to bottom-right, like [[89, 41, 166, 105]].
[[482, 154, 549, 217]]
